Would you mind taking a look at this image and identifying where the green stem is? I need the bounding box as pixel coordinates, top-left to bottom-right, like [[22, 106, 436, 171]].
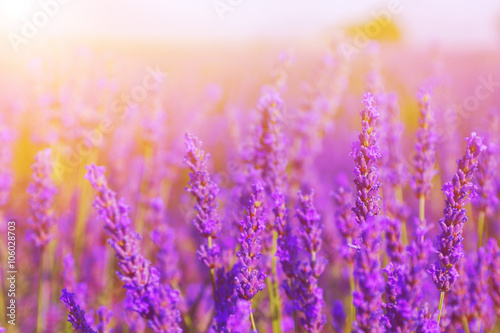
[[36, 247, 46, 333], [250, 303, 257, 331], [261, 231, 282, 333], [437, 292, 445, 324], [477, 211, 485, 249], [208, 236, 217, 301], [346, 263, 355, 333], [419, 195, 425, 223], [395, 186, 408, 246], [462, 316, 471, 333], [293, 309, 299, 333]]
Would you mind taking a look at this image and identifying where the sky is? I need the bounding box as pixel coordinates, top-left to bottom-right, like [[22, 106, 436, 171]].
[[0, 0, 499, 49]]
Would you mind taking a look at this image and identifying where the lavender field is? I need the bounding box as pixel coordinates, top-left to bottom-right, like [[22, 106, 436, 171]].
[[1, 1, 500, 333]]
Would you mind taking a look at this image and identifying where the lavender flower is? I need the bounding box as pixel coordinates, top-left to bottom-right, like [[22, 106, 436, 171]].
[[350, 92, 381, 225], [383, 196, 407, 265], [60, 289, 96, 333], [246, 92, 287, 194], [467, 247, 495, 332], [428, 133, 486, 292], [212, 268, 237, 332], [487, 238, 500, 316], [411, 89, 437, 199], [294, 191, 327, 332], [27, 148, 57, 247], [382, 263, 412, 332], [233, 180, 267, 302], [184, 133, 221, 271], [381, 92, 407, 188], [332, 300, 346, 333], [473, 140, 499, 216], [414, 304, 440, 333], [63, 253, 89, 312], [0, 324, 5, 333], [96, 306, 114, 333], [406, 218, 434, 309], [332, 187, 359, 265], [85, 164, 181, 333], [350, 92, 385, 332], [274, 190, 298, 280]]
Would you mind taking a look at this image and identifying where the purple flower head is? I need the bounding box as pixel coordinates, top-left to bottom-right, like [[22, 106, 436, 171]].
[[467, 247, 495, 332], [184, 132, 221, 238], [247, 92, 287, 194], [381, 263, 412, 332], [352, 216, 385, 332], [487, 238, 500, 316], [213, 268, 238, 332], [381, 92, 407, 188], [60, 288, 96, 333], [350, 92, 382, 226], [331, 187, 359, 265], [414, 304, 440, 333], [428, 133, 486, 292], [332, 300, 346, 333], [96, 306, 114, 333], [292, 190, 327, 333], [85, 164, 181, 332], [273, 190, 299, 279], [233, 180, 267, 302], [351, 93, 385, 332], [411, 88, 437, 199], [27, 148, 57, 247], [406, 217, 434, 308], [473, 141, 499, 216], [150, 217, 181, 284]]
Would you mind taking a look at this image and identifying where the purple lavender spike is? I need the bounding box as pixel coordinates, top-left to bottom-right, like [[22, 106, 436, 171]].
[[413, 304, 440, 333], [294, 191, 327, 333], [381, 263, 412, 332], [350, 92, 385, 332], [233, 180, 267, 302], [233, 180, 267, 331], [96, 306, 114, 333], [467, 247, 495, 332], [332, 300, 346, 333], [487, 239, 500, 316], [60, 289, 96, 333], [85, 164, 181, 333], [350, 92, 382, 226], [27, 148, 57, 247], [332, 187, 359, 265], [246, 92, 287, 194], [428, 133, 486, 293], [411, 88, 438, 199]]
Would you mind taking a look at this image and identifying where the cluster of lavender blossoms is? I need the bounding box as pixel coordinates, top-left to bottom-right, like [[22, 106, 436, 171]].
[[27, 148, 57, 247], [294, 191, 327, 332], [184, 132, 221, 284], [233, 181, 267, 329], [84, 164, 181, 333], [350, 92, 385, 332], [428, 133, 486, 293], [60, 289, 96, 333], [411, 89, 437, 199]]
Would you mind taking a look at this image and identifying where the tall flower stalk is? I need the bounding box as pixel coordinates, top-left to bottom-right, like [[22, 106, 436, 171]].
[[60, 289, 96, 333], [350, 92, 385, 332], [472, 141, 498, 248], [86, 164, 182, 332], [427, 133, 486, 323], [294, 191, 327, 332], [184, 132, 221, 299], [27, 148, 57, 333], [244, 91, 287, 332], [233, 180, 267, 331], [411, 89, 437, 224]]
